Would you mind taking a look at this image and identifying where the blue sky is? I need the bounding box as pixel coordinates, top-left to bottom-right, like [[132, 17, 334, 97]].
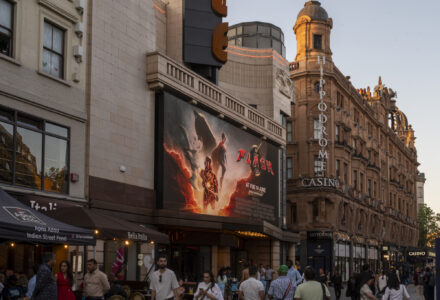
[[226, 0, 440, 213]]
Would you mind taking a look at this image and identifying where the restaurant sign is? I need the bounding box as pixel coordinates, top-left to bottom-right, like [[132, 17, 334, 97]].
[[127, 232, 148, 241]]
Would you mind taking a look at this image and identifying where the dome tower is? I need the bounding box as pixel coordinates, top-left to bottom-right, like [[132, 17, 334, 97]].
[[294, 1, 333, 63]]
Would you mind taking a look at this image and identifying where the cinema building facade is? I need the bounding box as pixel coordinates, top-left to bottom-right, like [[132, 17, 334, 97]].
[[286, 1, 419, 280]]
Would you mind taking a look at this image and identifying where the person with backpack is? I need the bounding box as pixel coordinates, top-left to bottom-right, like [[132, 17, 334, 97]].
[[382, 272, 409, 300], [423, 267, 434, 300]]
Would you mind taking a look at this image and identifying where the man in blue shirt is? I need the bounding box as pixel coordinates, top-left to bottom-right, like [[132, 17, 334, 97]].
[[287, 260, 303, 286], [268, 265, 296, 300], [26, 265, 39, 298]]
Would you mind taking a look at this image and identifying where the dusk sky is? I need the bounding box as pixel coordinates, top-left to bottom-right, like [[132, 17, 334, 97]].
[[226, 0, 440, 213]]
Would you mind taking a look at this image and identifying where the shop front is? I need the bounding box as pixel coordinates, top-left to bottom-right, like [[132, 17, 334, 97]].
[[353, 243, 366, 273], [334, 232, 351, 281], [0, 188, 95, 275], [305, 231, 333, 275], [367, 240, 380, 273]]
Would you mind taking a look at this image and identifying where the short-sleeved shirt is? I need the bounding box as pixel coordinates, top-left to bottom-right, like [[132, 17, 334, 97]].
[[360, 284, 373, 300], [268, 276, 296, 300], [294, 280, 330, 300], [150, 269, 179, 300], [239, 277, 264, 300], [265, 269, 274, 281], [194, 281, 224, 300], [288, 268, 303, 286]]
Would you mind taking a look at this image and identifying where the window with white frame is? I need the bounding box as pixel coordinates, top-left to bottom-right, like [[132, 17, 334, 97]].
[[43, 21, 64, 78]]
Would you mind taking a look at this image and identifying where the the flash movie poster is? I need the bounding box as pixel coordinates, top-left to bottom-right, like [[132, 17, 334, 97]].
[[157, 92, 279, 224]]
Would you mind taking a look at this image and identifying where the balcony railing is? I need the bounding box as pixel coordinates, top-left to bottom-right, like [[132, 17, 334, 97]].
[[146, 52, 285, 145]]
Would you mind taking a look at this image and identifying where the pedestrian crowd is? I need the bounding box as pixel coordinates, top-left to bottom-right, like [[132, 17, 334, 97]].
[[0, 252, 116, 300], [1, 252, 436, 300], [343, 264, 435, 300]]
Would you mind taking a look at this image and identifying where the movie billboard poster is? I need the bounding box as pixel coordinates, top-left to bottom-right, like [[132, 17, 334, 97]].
[[157, 92, 279, 224]]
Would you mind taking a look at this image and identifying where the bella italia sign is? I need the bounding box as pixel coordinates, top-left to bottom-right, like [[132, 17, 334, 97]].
[[301, 56, 339, 189]]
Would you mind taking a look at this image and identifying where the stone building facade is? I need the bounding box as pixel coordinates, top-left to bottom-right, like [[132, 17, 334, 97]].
[[0, 0, 88, 272], [286, 1, 419, 279]]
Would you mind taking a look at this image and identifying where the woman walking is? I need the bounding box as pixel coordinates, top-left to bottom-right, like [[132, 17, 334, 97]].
[[382, 272, 410, 300], [56, 261, 75, 300], [195, 271, 224, 300]]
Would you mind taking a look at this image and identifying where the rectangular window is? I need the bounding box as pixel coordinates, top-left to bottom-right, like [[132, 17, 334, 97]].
[[368, 179, 372, 197], [314, 119, 322, 139], [374, 181, 377, 198], [360, 173, 364, 192], [336, 159, 340, 178], [0, 0, 13, 57], [42, 21, 64, 78], [335, 125, 340, 143], [353, 170, 358, 190], [249, 104, 257, 109], [0, 107, 69, 193], [287, 157, 293, 179], [313, 34, 322, 50], [291, 203, 297, 224], [286, 122, 293, 143], [343, 163, 348, 183], [314, 155, 325, 175], [352, 139, 357, 151]]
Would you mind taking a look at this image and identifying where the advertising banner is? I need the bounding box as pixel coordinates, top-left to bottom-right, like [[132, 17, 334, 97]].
[[156, 92, 279, 224]]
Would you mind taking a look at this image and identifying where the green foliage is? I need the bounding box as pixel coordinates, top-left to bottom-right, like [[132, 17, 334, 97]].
[[417, 204, 440, 247]]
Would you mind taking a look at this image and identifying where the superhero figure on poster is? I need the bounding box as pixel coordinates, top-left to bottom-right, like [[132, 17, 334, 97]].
[[211, 133, 227, 187], [200, 157, 219, 211]]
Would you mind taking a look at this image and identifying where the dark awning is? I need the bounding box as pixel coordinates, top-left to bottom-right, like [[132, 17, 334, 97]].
[[49, 207, 169, 244], [0, 189, 95, 245]]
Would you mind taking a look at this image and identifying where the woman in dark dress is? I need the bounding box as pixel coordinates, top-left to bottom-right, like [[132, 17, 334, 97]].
[[56, 260, 75, 300]]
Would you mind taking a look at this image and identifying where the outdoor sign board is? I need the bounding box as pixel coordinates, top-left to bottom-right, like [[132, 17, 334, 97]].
[[156, 92, 279, 224]]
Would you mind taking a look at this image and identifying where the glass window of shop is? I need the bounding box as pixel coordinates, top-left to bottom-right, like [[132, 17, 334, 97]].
[[104, 240, 155, 281], [0, 107, 69, 193], [353, 244, 366, 273], [367, 247, 379, 273], [167, 245, 211, 282], [334, 242, 350, 281]]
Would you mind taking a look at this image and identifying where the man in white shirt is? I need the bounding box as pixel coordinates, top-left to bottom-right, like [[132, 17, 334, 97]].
[[239, 266, 265, 300], [150, 255, 179, 300]]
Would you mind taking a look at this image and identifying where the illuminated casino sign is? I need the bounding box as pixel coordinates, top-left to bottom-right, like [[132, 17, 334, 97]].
[[301, 177, 340, 188]]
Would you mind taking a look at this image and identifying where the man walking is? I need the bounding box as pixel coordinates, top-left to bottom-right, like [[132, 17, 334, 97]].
[[268, 265, 296, 300], [332, 271, 342, 300], [294, 266, 330, 300], [84, 258, 110, 300], [287, 260, 303, 286], [150, 254, 179, 300], [239, 266, 264, 300], [33, 252, 57, 300]]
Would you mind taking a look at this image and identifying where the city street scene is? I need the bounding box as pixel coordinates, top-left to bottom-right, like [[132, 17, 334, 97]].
[[0, 0, 439, 299]]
